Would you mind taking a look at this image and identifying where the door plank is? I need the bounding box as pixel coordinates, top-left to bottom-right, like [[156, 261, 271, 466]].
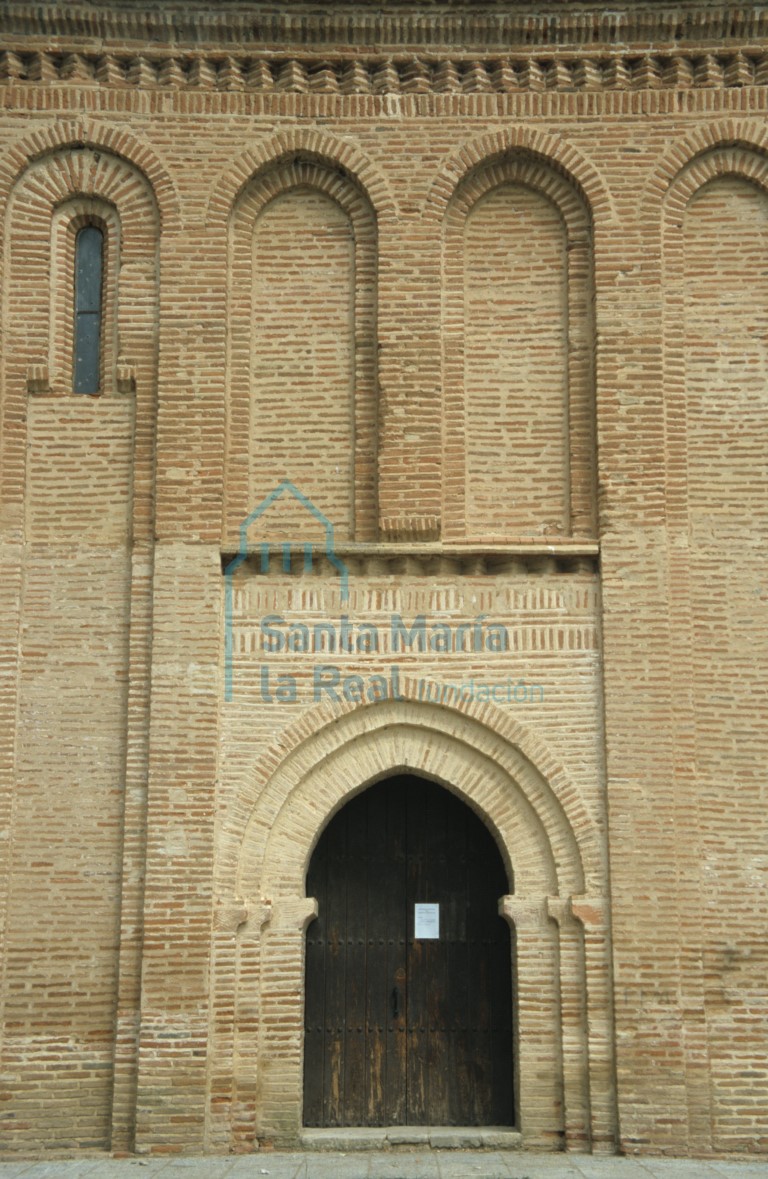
[[343, 795, 368, 1125], [364, 784, 389, 1125], [384, 779, 408, 1124], [303, 823, 327, 1126], [321, 801, 348, 1125]]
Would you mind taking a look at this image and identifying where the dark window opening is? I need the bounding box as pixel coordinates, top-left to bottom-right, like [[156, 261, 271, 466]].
[[73, 225, 103, 394]]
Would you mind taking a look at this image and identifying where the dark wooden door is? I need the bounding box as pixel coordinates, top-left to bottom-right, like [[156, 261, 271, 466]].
[[303, 775, 514, 1126]]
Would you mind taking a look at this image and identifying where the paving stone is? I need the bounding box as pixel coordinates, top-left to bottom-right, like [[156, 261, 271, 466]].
[[2, 1156, 768, 1179]]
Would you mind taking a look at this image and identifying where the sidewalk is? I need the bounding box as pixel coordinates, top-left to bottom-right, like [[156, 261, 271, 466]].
[[0, 1153, 767, 1179]]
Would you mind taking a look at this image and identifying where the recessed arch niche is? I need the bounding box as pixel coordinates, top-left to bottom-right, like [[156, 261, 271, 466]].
[[661, 145, 768, 1152], [226, 156, 378, 543], [442, 152, 596, 542], [2, 141, 160, 1153]]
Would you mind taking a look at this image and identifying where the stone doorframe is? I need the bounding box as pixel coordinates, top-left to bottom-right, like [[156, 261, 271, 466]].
[[212, 692, 617, 1153]]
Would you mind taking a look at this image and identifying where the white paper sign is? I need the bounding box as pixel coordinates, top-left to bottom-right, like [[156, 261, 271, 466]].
[[414, 903, 440, 939]]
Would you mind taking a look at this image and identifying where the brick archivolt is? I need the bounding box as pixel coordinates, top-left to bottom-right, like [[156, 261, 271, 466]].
[[445, 154, 588, 236], [425, 127, 615, 226], [215, 694, 610, 1148], [224, 692, 601, 908], [664, 141, 768, 217], [9, 145, 160, 239], [0, 117, 180, 231], [2, 49, 768, 95], [665, 143, 768, 215], [642, 119, 768, 211], [206, 128, 397, 229]]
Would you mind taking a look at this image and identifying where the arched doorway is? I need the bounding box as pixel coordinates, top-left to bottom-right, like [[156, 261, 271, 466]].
[[303, 774, 514, 1127]]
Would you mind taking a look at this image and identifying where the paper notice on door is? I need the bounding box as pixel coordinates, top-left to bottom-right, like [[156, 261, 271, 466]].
[[414, 903, 440, 939]]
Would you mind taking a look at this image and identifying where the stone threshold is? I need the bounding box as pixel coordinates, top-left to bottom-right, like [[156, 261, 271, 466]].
[[301, 1127, 523, 1151]]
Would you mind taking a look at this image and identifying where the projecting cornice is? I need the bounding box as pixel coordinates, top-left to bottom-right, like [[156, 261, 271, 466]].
[[0, 49, 766, 94], [1, 2, 768, 55], [0, 47, 764, 93]]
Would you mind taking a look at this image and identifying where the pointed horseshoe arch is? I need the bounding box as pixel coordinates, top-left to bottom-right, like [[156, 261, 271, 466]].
[[303, 772, 515, 1128], [220, 697, 616, 1153]]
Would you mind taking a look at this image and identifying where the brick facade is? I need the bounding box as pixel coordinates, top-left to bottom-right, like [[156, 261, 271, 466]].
[[0, 0, 766, 1159]]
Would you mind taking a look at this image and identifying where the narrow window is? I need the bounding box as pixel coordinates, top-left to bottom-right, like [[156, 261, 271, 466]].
[[73, 225, 103, 394]]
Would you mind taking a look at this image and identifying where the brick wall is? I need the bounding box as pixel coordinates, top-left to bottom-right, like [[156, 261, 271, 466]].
[[0, 0, 766, 1159]]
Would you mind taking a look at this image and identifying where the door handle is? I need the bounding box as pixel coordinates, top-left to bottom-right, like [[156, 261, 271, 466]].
[[391, 986, 400, 1019]]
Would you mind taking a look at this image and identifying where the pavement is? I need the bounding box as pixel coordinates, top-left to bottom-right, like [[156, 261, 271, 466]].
[[0, 1153, 767, 1179]]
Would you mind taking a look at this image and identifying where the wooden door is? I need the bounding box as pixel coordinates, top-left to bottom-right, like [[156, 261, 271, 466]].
[[303, 775, 514, 1126]]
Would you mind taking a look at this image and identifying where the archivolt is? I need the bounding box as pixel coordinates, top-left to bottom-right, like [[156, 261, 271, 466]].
[[642, 118, 768, 216], [0, 116, 179, 230], [221, 687, 604, 911], [206, 127, 397, 229], [232, 157, 374, 239], [7, 145, 160, 239], [215, 689, 613, 1152], [423, 125, 615, 226]]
